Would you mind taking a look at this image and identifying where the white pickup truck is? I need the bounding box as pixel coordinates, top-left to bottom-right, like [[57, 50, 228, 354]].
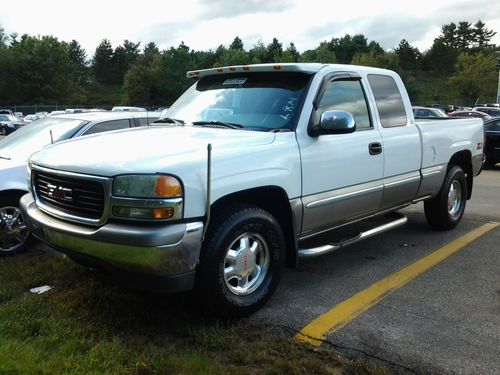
[[20, 63, 484, 316]]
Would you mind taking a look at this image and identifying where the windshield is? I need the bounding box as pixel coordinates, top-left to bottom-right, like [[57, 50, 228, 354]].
[[0, 117, 87, 160], [159, 72, 312, 131]]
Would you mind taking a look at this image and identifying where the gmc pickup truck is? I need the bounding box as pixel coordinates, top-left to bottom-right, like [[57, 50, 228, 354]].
[[20, 63, 484, 316]]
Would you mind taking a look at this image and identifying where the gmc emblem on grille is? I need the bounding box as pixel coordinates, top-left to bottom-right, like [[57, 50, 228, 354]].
[[47, 183, 73, 202]]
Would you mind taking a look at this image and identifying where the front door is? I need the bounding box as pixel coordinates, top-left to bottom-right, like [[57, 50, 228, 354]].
[[299, 73, 384, 237]]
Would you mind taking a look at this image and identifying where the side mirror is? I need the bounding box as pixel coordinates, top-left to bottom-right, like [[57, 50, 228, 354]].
[[310, 110, 356, 136]]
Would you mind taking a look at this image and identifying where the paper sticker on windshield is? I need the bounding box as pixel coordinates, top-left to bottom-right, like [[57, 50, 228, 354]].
[[223, 78, 247, 86]]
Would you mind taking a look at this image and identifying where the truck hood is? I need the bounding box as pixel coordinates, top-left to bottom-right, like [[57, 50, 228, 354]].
[[29, 126, 277, 176]]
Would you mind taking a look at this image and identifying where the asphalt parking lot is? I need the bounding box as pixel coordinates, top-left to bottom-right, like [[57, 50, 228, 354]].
[[252, 167, 500, 374]]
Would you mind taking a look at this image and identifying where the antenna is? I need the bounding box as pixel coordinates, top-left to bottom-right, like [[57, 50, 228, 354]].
[[50, 130, 54, 144]]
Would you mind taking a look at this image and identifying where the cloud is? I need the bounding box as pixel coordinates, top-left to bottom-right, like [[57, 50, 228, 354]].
[[197, 0, 295, 20]]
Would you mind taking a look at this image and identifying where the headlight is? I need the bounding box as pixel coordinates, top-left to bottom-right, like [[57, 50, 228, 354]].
[[111, 174, 183, 221], [113, 174, 182, 198]]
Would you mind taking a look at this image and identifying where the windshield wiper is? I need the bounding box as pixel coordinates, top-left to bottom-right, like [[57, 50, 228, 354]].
[[0, 155, 11, 160], [152, 117, 185, 125], [192, 120, 244, 129]]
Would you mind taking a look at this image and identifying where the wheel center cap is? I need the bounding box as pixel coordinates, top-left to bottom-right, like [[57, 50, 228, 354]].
[[235, 249, 256, 278]]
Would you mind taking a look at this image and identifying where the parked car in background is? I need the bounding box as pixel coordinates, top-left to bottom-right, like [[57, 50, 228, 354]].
[[48, 110, 66, 116], [23, 114, 42, 123], [0, 111, 160, 254], [472, 107, 500, 117], [0, 114, 26, 135], [112, 106, 147, 112], [483, 117, 500, 167], [412, 106, 448, 118], [65, 108, 89, 114], [448, 111, 493, 121]]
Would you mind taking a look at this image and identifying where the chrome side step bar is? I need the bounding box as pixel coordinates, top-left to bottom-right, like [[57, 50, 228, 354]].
[[298, 214, 408, 258]]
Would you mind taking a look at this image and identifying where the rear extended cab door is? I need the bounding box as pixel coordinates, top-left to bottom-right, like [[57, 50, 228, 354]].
[[366, 73, 422, 210]]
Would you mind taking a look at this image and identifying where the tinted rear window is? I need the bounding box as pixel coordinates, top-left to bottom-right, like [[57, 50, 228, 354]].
[[368, 74, 407, 127]]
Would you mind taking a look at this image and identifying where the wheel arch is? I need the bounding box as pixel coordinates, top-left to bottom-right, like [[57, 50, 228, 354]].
[[448, 150, 473, 199], [210, 186, 298, 268], [0, 189, 29, 205]]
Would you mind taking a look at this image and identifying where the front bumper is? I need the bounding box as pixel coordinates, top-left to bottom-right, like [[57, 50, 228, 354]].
[[20, 193, 204, 292]]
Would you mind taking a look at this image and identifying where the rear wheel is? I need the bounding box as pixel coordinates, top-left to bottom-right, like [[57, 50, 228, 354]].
[[424, 166, 467, 230], [196, 204, 285, 318], [0, 194, 31, 255]]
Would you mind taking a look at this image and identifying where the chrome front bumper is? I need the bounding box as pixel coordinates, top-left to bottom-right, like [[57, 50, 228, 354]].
[[20, 193, 204, 292]]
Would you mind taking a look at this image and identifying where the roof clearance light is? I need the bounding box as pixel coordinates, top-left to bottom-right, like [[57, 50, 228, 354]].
[[217, 68, 224, 72], [274, 65, 281, 70], [243, 66, 250, 71], [229, 67, 236, 71]]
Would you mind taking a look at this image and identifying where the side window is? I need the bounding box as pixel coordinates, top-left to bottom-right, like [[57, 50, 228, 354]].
[[83, 119, 132, 135], [137, 117, 155, 126], [368, 74, 407, 127], [314, 80, 372, 129]]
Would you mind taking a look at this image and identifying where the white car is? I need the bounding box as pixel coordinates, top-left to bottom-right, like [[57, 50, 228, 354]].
[[0, 111, 160, 254]]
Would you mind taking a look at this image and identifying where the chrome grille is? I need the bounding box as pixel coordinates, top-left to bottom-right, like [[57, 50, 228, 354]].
[[34, 170, 105, 219]]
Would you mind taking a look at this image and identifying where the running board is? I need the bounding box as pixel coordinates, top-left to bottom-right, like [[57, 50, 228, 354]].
[[298, 214, 408, 258]]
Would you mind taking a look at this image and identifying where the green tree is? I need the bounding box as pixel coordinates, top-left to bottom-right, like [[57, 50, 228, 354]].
[[92, 39, 114, 83], [423, 38, 458, 73], [249, 39, 268, 63], [4, 34, 76, 103], [473, 20, 496, 49], [65, 40, 88, 85], [449, 53, 497, 104], [267, 37, 283, 62], [394, 39, 421, 70], [330, 34, 368, 63], [123, 39, 141, 65], [158, 43, 195, 104], [0, 25, 8, 48], [216, 48, 249, 66], [191, 49, 217, 69], [368, 41, 384, 55], [110, 45, 128, 84], [456, 21, 473, 51], [143, 41, 160, 57], [229, 36, 244, 51], [123, 55, 158, 105], [299, 42, 336, 63], [352, 51, 398, 70]]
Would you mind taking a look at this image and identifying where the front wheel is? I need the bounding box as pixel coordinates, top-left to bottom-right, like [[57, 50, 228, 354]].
[[195, 205, 285, 318], [424, 165, 467, 230], [0, 194, 31, 255]]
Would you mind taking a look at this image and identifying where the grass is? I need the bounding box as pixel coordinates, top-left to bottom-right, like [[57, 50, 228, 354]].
[[0, 247, 387, 375]]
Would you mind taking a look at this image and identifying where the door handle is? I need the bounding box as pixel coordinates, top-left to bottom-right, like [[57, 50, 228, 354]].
[[369, 142, 382, 155]]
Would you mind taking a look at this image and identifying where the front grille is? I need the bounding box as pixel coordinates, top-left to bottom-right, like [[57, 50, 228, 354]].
[[33, 170, 105, 219]]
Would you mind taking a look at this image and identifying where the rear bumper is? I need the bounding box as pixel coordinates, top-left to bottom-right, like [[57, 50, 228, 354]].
[[20, 193, 204, 292]]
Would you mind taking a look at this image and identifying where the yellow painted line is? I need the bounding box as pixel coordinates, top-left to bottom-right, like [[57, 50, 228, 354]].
[[295, 222, 500, 347]]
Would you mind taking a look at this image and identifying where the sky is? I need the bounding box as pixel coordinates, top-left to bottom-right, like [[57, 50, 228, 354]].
[[0, 0, 499, 57]]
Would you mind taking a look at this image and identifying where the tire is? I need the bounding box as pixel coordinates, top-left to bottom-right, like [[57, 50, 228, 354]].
[[1, 127, 5, 136], [195, 204, 285, 318], [0, 194, 31, 255], [424, 165, 467, 230]]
